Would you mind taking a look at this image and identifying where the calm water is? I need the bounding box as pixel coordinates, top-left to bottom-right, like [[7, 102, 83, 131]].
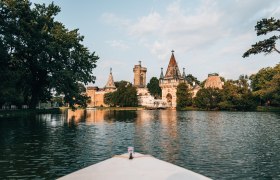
[[0, 110, 279, 179]]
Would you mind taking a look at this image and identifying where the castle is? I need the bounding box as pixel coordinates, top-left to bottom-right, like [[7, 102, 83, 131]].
[[86, 51, 223, 108]]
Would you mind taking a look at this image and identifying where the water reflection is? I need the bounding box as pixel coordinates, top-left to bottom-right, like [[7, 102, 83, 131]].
[[0, 110, 279, 179], [67, 109, 138, 124]]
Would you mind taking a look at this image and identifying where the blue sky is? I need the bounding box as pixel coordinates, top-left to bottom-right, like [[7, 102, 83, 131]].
[[31, 0, 280, 87]]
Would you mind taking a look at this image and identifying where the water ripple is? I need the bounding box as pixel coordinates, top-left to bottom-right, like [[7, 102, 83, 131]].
[[0, 110, 279, 179]]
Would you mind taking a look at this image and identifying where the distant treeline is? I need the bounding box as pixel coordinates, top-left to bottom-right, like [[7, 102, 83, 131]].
[[177, 63, 280, 111]]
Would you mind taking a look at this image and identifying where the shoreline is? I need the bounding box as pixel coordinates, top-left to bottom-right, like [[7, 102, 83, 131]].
[[0, 106, 279, 117]]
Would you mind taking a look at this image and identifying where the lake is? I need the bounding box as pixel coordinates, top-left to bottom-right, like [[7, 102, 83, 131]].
[[0, 110, 279, 179]]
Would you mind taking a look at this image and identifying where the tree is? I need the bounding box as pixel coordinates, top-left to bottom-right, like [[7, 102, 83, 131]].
[[265, 73, 280, 106], [250, 64, 280, 106], [243, 17, 280, 58], [249, 65, 278, 105], [115, 81, 130, 89], [218, 78, 257, 111], [176, 83, 192, 110], [104, 82, 138, 107], [104, 92, 115, 107], [193, 88, 222, 110], [147, 77, 161, 98], [218, 80, 239, 110], [0, 0, 98, 109], [186, 74, 200, 85]]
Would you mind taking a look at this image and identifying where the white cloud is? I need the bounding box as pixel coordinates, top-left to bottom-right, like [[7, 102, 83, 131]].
[[129, 12, 162, 37], [101, 13, 130, 28], [100, 0, 280, 82], [106, 40, 129, 50]]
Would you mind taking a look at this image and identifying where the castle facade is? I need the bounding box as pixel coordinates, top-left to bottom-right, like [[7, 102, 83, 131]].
[[159, 50, 190, 108], [86, 50, 223, 108]]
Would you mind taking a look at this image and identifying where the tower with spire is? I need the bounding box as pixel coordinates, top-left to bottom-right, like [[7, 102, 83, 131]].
[[159, 50, 189, 108], [86, 68, 117, 108], [104, 68, 116, 92]]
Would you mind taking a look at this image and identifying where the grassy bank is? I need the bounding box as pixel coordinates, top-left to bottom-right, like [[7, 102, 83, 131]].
[[256, 106, 280, 112], [0, 108, 65, 117]]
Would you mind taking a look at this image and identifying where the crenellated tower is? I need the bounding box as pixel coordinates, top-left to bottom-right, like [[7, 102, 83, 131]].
[[133, 61, 147, 88]]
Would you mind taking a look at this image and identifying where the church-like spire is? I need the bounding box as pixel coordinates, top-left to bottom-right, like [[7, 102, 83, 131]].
[[104, 68, 116, 90], [182, 68, 186, 79], [164, 50, 182, 79], [160, 67, 164, 79]]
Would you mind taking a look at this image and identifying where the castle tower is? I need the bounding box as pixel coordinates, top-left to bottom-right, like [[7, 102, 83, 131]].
[[104, 68, 116, 92], [133, 61, 147, 88], [159, 50, 188, 108]]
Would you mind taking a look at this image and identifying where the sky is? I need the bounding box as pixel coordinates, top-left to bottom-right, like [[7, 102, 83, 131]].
[[31, 0, 280, 87]]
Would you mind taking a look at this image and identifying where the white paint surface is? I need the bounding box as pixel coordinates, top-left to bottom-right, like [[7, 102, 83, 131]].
[[58, 153, 211, 180]]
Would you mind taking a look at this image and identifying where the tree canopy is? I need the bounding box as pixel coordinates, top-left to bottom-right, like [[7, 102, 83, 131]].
[[194, 88, 222, 110], [147, 77, 161, 98], [250, 64, 280, 106], [0, 0, 98, 109], [176, 83, 192, 110], [186, 74, 200, 85], [243, 17, 280, 58], [104, 82, 138, 107]]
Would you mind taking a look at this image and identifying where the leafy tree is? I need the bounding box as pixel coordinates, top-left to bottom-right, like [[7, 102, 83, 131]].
[[104, 82, 138, 107], [218, 80, 239, 110], [176, 83, 192, 110], [115, 81, 130, 89], [104, 92, 115, 107], [0, 0, 98, 109], [219, 79, 257, 111], [249, 65, 279, 105], [186, 74, 200, 85], [251, 64, 280, 106], [243, 17, 280, 57], [265, 73, 280, 106], [147, 77, 161, 98], [193, 88, 222, 110]]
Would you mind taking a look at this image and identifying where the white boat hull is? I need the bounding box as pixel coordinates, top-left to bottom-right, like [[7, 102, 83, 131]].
[[58, 153, 211, 180]]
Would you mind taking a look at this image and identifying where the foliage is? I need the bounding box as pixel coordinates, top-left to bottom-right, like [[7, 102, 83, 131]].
[[186, 74, 200, 85], [104, 92, 115, 107], [193, 88, 222, 110], [250, 64, 280, 106], [243, 17, 280, 57], [218, 77, 257, 111], [114, 81, 130, 89], [147, 77, 162, 98], [0, 0, 98, 109], [176, 83, 192, 110], [104, 82, 138, 107]]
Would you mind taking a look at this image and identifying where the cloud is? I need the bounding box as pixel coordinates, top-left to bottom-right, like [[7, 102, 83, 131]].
[[101, 13, 130, 28], [129, 12, 162, 37], [100, 0, 280, 82], [101, 0, 280, 59], [133, 0, 226, 59], [106, 40, 129, 50]]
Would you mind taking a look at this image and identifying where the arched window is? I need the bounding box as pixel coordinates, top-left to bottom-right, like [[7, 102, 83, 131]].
[[166, 93, 172, 106]]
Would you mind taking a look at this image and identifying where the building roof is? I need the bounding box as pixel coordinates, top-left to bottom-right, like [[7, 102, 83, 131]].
[[164, 51, 182, 79], [104, 68, 116, 89], [204, 74, 223, 89]]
